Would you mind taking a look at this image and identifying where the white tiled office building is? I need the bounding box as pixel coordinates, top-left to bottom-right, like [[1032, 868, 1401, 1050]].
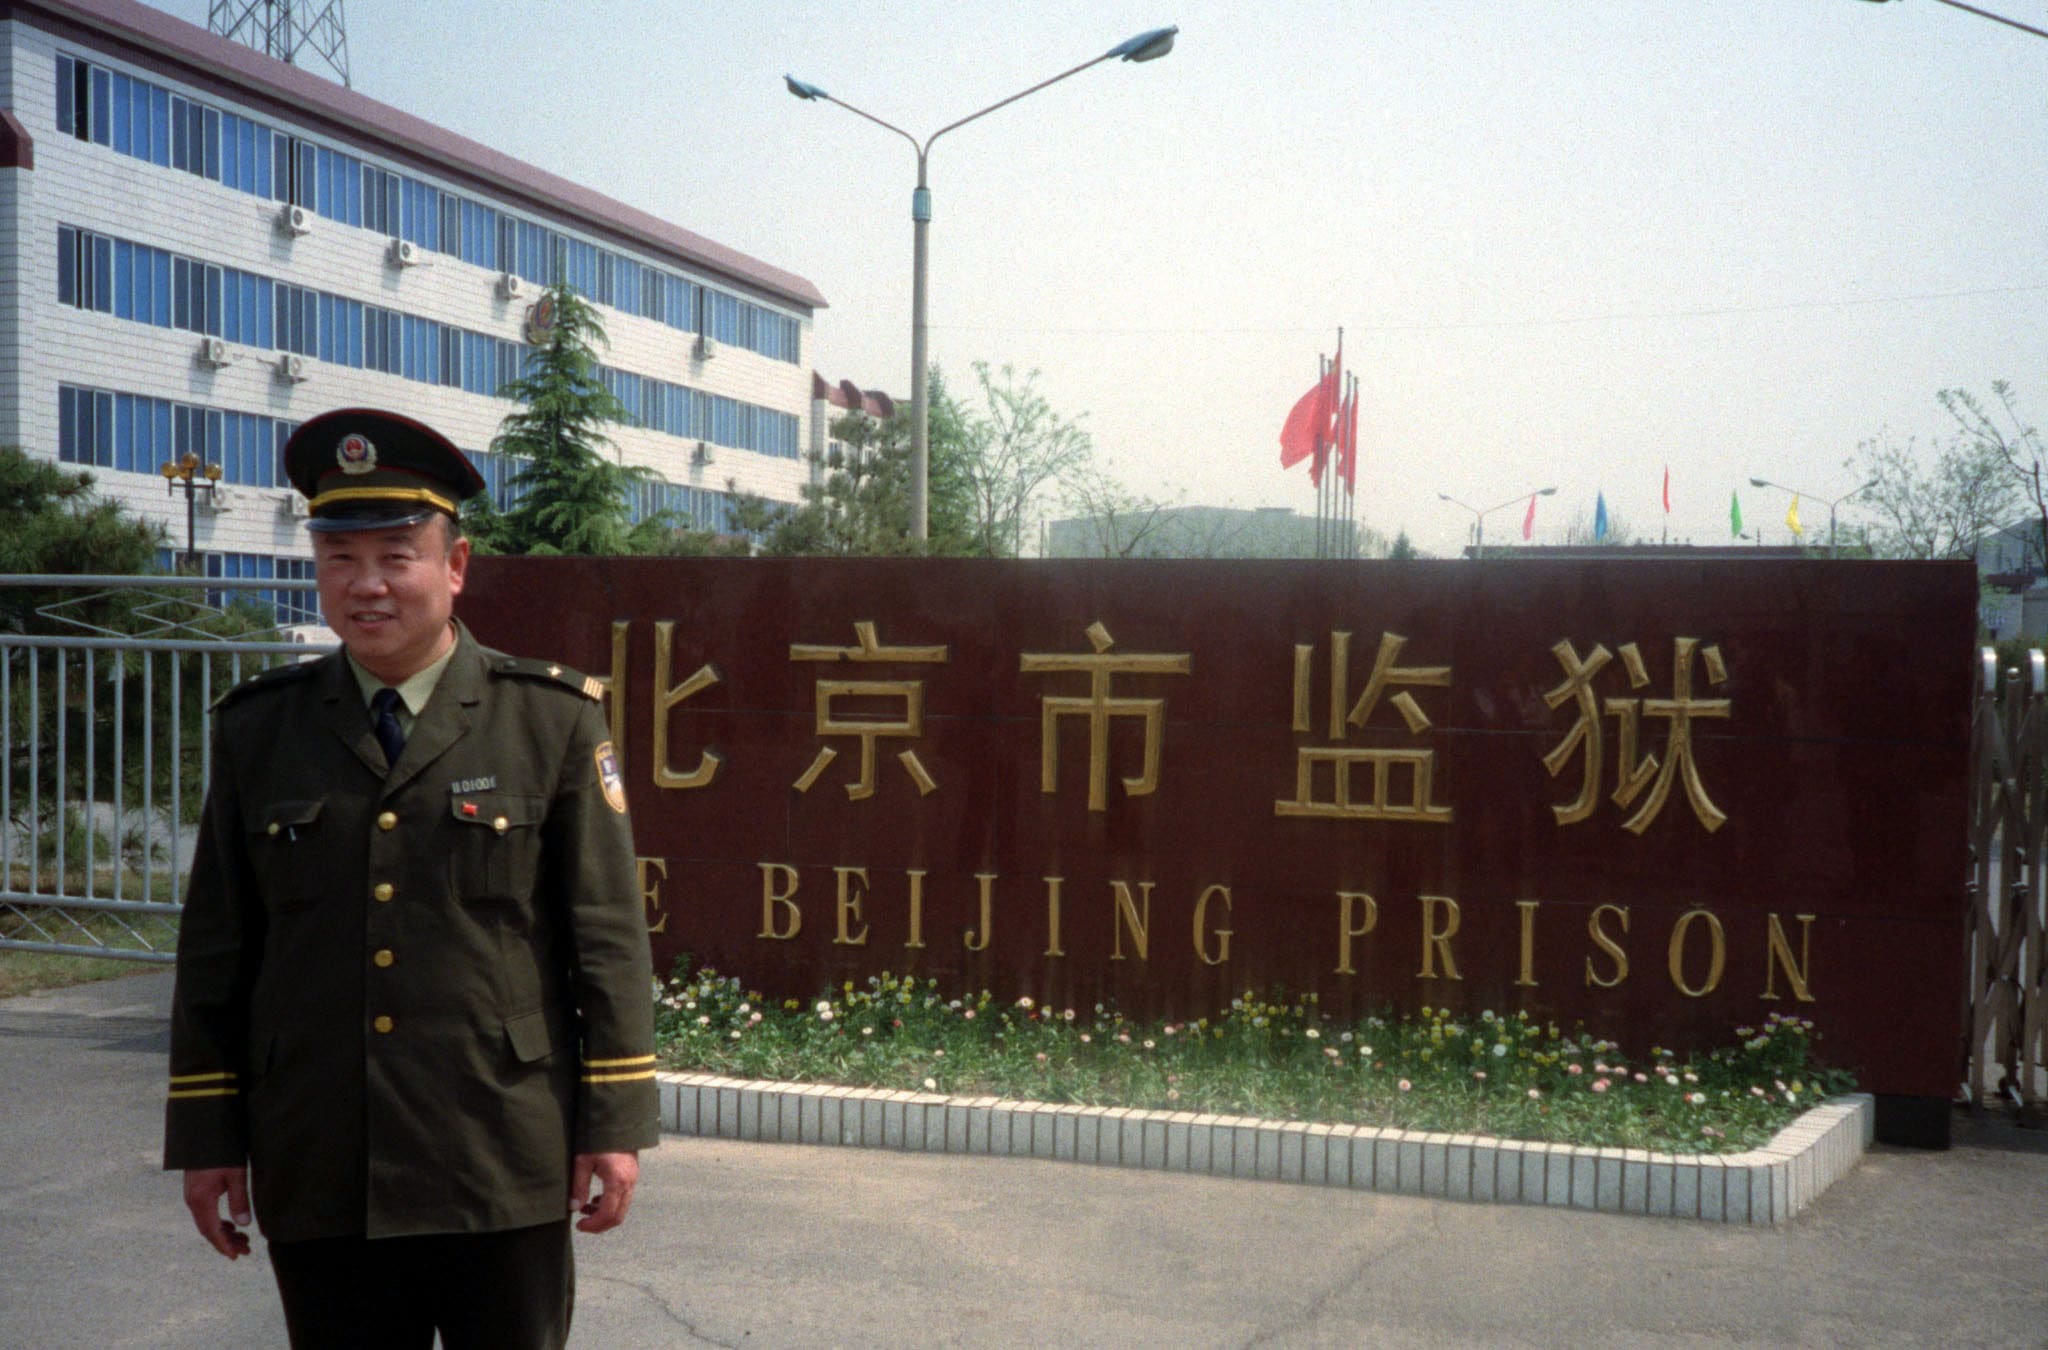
[[5, 0, 830, 614]]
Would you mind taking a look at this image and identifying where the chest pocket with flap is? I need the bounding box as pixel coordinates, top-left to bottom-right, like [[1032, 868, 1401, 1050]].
[[244, 799, 326, 912], [447, 791, 546, 903]]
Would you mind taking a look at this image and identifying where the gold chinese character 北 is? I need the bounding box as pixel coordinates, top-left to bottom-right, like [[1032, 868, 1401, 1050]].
[[1020, 621, 1190, 812], [790, 621, 949, 800], [1542, 636, 1731, 834], [1274, 631, 1453, 823]]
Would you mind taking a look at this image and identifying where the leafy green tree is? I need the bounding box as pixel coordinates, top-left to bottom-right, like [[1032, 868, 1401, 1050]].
[[467, 282, 668, 555], [762, 367, 978, 557], [0, 447, 163, 635], [1388, 530, 1420, 560], [957, 363, 1093, 558], [1842, 421, 2015, 561], [1939, 382, 2044, 568]]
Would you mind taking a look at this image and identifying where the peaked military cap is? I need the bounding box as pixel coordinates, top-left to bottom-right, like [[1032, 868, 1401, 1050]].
[[283, 408, 487, 533]]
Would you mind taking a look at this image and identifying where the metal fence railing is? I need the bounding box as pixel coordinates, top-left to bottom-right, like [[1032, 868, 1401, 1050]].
[[1, 574, 335, 962], [1967, 647, 2048, 1120]]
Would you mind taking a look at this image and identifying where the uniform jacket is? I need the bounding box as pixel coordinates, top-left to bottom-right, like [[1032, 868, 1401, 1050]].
[[164, 623, 659, 1242]]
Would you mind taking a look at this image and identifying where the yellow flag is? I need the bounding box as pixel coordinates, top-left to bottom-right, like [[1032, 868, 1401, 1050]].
[[1785, 495, 1803, 537]]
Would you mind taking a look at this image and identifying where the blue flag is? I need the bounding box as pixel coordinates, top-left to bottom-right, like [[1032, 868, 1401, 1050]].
[[1593, 491, 1609, 542]]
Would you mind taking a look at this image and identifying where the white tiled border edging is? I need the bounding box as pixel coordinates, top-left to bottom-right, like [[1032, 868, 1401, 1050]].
[[657, 1073, 1873, 1225]]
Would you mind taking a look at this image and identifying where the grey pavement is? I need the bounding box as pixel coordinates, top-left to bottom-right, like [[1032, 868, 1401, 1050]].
[[4, 972, 2046, 1349]]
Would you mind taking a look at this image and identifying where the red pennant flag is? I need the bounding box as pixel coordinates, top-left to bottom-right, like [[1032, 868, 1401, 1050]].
[[1663, 465, 1671, 514], [1522, 492, 1537, 541]]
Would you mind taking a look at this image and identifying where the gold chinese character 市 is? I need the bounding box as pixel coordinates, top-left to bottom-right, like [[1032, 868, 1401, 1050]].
[[1542, 636, 1731, 834], [1020, 621, 1190, 812], [790, 622, 948, 800], [1275, 631, 1453, 823]]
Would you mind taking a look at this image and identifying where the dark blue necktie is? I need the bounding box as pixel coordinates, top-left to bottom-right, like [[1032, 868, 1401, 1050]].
[[370, 687, 406, 768]]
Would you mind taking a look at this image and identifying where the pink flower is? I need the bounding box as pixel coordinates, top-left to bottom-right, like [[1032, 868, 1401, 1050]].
[[1566, 1063, 1583, 1076], [1527, 1088, 1542, 1099], [1592, 1078, 1610, 1093], [1398, 1079, 1412, 1092]]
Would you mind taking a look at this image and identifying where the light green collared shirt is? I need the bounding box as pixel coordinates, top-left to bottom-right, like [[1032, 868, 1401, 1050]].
[[345, 632, 458, 739]]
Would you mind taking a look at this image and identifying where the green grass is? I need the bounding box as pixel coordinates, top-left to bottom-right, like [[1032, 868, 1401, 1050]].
[[0, 901, 177, 999], [655, 966, 1852, 1155]]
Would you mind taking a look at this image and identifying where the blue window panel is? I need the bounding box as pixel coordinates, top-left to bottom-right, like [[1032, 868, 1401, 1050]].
[[58, 386, 79, 463], [152, 251, 172, 327], [89, 67, 110, 145], [90, 235, 112, 313], [56, 56, 75, 135], [92, 391, 114, 467], [148, 86, 169, 167], [203, 108, 221, 181], [113, 393, 135, 473], [133, 243, 155, 325], [57, 227, 76, 307], [712, 291, 740, 343], [111, 240, 132, 319], [110, 72, 131, 153], [218, 109, 237, 187]]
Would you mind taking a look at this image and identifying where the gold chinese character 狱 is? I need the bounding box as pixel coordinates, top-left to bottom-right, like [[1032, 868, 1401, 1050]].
[[1020, 621, 1191, 812], [1274, 631, 1453, 824], [1542, 636, 1731, 834], [790, 621, 949, 800]]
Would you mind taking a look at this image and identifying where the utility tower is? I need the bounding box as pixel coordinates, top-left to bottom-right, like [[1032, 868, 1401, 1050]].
[[208, 1, 350, 87]]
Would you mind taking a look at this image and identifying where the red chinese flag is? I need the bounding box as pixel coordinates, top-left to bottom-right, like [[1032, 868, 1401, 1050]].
[[1337, 380, 1361, 491], [1278, 378, 1328, 469], [1521, 492, 1537, 541], [1663, 465, 1672, 514]]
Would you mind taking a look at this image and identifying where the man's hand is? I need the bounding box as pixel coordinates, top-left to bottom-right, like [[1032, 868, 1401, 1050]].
[[182, 1166, 253, 1259], [569, 1150, 639, 1233]]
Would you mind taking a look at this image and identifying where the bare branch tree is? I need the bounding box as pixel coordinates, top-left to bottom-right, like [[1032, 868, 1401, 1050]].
[[1939, 381, 2046, 569], [959, 363, 1094, 557]]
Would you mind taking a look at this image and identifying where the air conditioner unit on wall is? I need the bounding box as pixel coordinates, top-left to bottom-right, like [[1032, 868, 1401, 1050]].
[[197, 336, 233, 368], [281, 492, 311, 518], [389, 238, 421, 267], [692, 441, 713, 466], [278, 204, 314, 237], [200, 486, 232, 513], [694, 333, 716, 361], [498, 272, 528, 301], [276, 353, 308, 383]]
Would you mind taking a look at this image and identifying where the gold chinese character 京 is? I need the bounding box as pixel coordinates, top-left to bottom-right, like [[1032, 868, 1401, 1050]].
[[790, 622, 949, 800], [1274, 631, 1453, 823], [1020, 621, 1191, 812], [1542, 636, 1731, 834]]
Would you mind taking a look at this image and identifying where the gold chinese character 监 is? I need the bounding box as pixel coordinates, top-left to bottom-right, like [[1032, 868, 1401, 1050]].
[[1542, 636, 1731, 834], [1020, 621, 1191, 812], [790, 621, 949, 800], [1274, 631, 1453, 823]]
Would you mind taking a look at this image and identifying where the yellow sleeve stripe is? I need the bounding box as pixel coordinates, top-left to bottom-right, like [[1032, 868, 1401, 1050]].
[[168, 1086, 242, 1100], [582, 1054, 656, 1069], [168, 1071, 239, 1086], [582, 1069, 658, 1084]]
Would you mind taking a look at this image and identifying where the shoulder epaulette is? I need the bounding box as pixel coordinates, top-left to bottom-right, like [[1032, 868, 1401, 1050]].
[[492, 656, 605, 702], [210, 657, 319, 711]]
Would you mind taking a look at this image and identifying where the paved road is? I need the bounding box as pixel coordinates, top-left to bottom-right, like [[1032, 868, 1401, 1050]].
[[4, 972, 2046, 1348]]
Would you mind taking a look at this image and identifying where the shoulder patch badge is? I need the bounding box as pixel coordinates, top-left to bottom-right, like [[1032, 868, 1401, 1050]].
[[595, 740, 627, 814]]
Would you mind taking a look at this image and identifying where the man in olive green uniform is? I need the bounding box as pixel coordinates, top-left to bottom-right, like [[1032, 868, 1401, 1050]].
[[165, 408, 658, 1349]]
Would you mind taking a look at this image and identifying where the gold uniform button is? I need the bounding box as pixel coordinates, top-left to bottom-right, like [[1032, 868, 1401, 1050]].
[[373, 1015, 394, 1034], [492, 816, 509, 834], [373, 949, 394, 968], [373, 883, 394, 902], [377, 811, 398, 831], [266, 822, 281, 837]]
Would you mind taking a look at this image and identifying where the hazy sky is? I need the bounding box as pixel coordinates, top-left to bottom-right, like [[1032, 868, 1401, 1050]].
[[156, 0, 2047, 555]]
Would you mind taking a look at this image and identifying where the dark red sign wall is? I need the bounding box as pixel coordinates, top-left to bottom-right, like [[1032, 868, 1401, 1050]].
[[461, 557, 1975, 1099]]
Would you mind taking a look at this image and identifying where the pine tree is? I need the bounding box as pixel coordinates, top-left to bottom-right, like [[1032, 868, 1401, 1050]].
[[470, 282, 659, 555]]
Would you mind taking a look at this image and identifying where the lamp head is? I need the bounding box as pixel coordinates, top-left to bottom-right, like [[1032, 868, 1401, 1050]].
[[1538, 487, 1558, 497], [1748, 477, 1770, 489], [158, 461, 178, 480], [1108, 25, 1178, 62], [784, 75, 829, 101]]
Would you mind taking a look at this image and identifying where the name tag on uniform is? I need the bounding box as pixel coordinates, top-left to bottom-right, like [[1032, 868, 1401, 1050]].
[[449, 776, 498, 795]]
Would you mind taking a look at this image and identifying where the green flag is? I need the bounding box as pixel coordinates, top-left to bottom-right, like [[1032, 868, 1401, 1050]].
[[1730, 490, 1743, 538]]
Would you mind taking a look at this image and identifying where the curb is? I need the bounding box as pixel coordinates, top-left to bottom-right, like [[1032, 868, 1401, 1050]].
[[657, 1073, 1872, 1225]]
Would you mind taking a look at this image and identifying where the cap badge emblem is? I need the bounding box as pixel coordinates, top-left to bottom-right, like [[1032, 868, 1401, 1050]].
[[337, 433, 378, 476]]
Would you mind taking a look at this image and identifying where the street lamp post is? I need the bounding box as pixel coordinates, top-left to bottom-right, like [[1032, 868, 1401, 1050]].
[[785, 24, 1177, 544], [1437, 487, 1557, 557], [1746, 476, 1877, 556], [160, 451, 222, 573]]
